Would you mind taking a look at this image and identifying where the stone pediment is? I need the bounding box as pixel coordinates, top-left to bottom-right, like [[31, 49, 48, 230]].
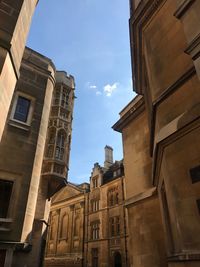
[[52, 183, 83, 204]]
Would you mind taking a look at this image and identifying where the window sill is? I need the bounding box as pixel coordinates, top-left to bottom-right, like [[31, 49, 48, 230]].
[[0, 218, 12, 232], [0, 218, 13, 223], [0, 227, 11, 232], [8, 119, 30, 131]]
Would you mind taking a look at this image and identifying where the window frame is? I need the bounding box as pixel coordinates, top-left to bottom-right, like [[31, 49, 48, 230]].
[[91, 199, 100, 212], [92, 176, 98, 188], [109, 216, 120, 237], [10, 91, 35, 126], [91, 220, 100, 240]]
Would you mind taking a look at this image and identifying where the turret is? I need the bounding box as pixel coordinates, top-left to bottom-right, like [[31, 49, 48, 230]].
[[42, 71, 75, 197]]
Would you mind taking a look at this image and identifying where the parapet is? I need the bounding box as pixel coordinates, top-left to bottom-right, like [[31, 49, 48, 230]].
[[23, 47, 56, 75], [55, 71, 75, 89]]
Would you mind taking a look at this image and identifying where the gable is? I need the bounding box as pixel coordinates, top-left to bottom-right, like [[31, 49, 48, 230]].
[[52, 184, 83, 204]]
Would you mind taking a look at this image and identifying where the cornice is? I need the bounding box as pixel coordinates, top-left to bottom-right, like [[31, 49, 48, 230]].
[[112, 96, 145, 132]]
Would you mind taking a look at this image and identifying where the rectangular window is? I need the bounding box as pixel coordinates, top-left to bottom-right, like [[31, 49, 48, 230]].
[[91, 221, 100, 240], [110, 216, 120, 237], [108, 188, 119, 206], [91, 199, 100, 212], [0, 180, 13, 218], [13, 96, 31, 123]]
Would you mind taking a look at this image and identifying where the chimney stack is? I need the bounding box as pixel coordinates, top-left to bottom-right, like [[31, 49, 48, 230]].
[[104, 145, 113, 169]]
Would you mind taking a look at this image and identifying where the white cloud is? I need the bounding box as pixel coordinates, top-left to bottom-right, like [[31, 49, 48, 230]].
[[103, 82, 118, 97], [96, 91, 102, 96], [90, 85, 97, 89]]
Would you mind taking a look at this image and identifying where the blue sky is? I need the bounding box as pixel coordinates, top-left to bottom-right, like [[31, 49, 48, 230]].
[[27, 0, 135, 183]]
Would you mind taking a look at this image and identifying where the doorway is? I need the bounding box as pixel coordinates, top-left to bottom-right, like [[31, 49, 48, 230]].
[[114, 251, 122, 267]]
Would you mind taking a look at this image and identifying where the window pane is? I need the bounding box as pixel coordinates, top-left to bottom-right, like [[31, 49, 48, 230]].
[[0, 180, 13, 218], [14, 96, 31, 122]]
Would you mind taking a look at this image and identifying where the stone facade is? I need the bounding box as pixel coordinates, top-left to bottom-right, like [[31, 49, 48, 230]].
[[84, 157, 128, 267], [0, 0, 38, 141], [44, 182, 89, 267], [113, 96, 167, 267], [0, 47, 75, 267], [113, 1, 200, 267], [45, 147, 129, 267]]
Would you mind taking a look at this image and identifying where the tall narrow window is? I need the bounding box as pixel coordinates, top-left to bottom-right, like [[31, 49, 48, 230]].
[[49, 128, 56, 144], [109, 216, 120, 237], [92, 176, 98, 188], [116, 216, 120, 236], [110, 217, 115, 237], [13, 96, 31, 123], [91, 199, 100, 212], [91, 221, 100, 240], [54, 89, 60, 105], [55, 131, 66, 160], [0, 179, 13, 218], [116, 192, 119, 204], [108, 188, 119, 206]]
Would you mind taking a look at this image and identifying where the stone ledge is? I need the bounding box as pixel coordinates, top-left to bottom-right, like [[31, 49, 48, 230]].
[[8, 119, 30, 131], [125, 187, 157, 207], [168, 252, 200, 262]]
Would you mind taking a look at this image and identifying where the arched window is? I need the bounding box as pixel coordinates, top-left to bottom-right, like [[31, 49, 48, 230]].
[[55, 130, 66, 160]]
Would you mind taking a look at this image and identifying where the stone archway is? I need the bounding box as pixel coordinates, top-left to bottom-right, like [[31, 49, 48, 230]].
[[114, 251, 122, 267]]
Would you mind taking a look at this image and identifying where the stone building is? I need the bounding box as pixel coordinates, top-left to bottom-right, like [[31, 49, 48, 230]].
[[0, 0, 38, 141], [113, 95, 167, 267], [84, 146, 128, 267], [0, 47, 75, 267], [45, 146, 129, 267], [44, 182, 89, 267], [113, 1, 200, 267]]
